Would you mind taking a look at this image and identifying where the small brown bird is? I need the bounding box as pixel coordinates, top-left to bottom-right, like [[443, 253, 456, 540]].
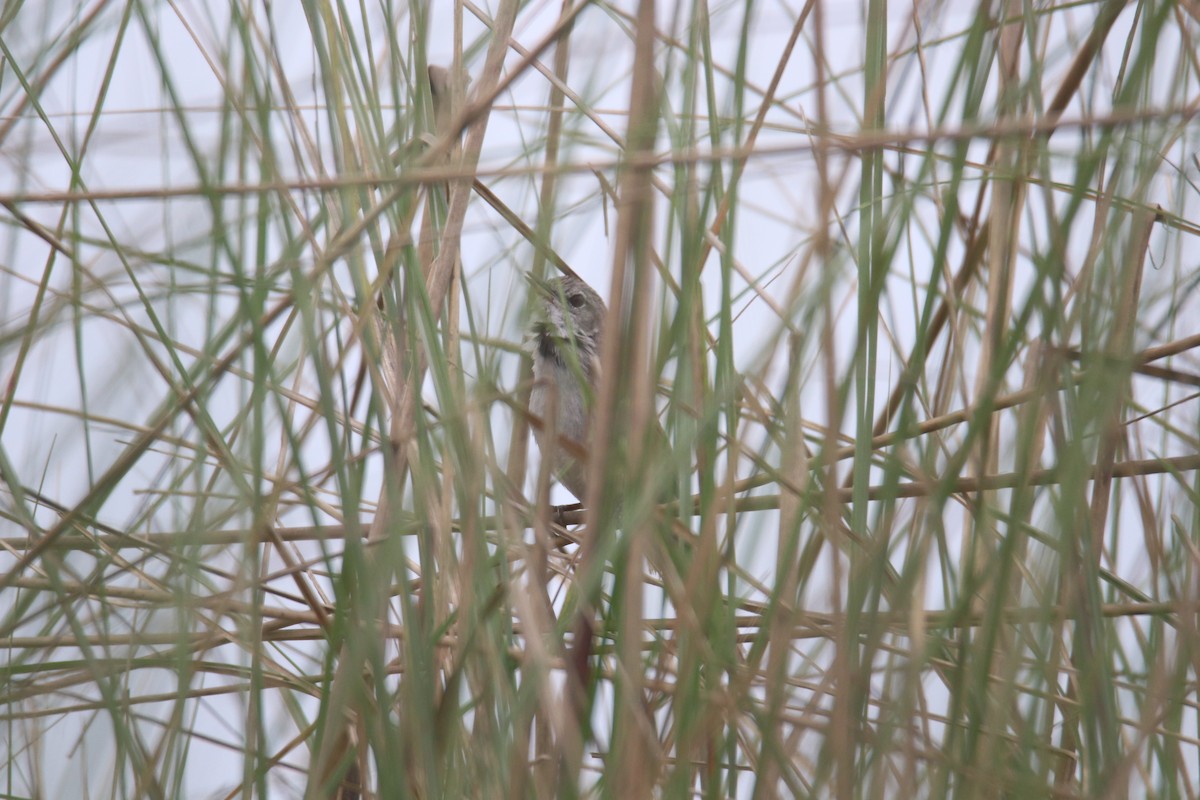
[[529, 274, 606, 502]]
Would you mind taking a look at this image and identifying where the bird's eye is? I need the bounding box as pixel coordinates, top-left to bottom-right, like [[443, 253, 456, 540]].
[[568, 293, 586, 308]]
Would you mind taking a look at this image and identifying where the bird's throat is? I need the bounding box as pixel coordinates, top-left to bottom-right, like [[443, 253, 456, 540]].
[[537, 329, 597, 373], [537, 330, 562, 364]]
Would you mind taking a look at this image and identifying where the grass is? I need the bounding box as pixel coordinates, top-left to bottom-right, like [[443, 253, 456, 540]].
[[2, 1, 1200, 798]]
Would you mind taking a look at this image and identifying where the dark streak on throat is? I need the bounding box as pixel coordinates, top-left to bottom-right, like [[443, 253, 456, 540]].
[[537, 331, 563, 365]]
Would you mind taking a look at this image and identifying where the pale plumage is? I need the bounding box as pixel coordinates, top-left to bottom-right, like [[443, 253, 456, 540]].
[[529, 275, 605, 501]]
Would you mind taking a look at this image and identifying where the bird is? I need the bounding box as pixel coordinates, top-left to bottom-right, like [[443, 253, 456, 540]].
[[528, 274, 606, 503]]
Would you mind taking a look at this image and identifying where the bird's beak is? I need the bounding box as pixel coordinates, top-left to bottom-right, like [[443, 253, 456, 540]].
[[526, 273, 557, 300]]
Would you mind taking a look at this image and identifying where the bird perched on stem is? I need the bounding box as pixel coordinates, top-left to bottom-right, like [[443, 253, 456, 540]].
[[528, 274, 606, 503]]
